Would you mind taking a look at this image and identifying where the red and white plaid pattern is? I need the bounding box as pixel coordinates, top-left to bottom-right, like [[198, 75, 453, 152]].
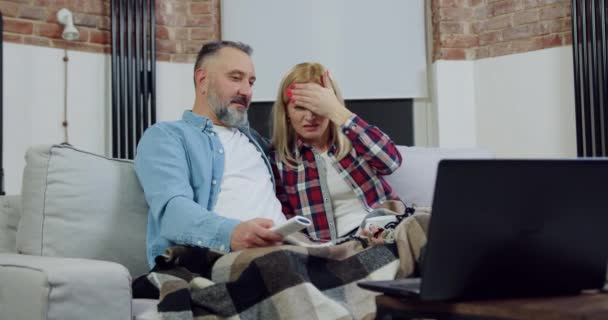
[[271, 114, 403, 241]]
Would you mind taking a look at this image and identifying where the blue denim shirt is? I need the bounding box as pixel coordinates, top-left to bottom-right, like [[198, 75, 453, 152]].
[[135, 110, 274, 268]]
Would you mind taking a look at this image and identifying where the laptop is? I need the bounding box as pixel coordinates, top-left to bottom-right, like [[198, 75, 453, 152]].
[[358, 159, 608, 301]]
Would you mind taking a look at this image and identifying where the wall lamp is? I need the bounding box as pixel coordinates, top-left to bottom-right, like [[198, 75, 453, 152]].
[[57, 8, 79, 41]]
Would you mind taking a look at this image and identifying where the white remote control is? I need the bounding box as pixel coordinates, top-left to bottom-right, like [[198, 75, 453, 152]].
[[270, 216, 311, 236]]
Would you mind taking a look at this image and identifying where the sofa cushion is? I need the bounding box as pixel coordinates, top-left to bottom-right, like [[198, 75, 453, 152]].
[[17, 144, 149, 277], [0, 195, 21, 253], [385, 146, 494, 208]]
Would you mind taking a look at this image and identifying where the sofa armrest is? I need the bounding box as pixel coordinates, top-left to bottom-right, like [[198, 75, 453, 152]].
[[0, 195, 21, 253], [0, 253, 133, 320], [387, 146, 495, 207]]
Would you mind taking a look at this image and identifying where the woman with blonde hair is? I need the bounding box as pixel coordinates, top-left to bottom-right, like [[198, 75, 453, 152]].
[[270, 62, 404, 242]]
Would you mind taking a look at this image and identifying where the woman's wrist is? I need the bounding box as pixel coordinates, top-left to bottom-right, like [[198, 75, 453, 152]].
[[330, 106, 353, 125]]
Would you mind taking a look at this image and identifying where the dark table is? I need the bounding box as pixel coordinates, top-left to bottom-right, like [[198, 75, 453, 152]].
[[375, 291, 608, 320]]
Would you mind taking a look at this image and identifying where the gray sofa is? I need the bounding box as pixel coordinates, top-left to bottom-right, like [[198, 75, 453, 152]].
[[0, 144, 493, 320]]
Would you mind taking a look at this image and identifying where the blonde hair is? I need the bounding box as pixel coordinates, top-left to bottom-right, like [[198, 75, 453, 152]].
[[271, 62, 352, 167]]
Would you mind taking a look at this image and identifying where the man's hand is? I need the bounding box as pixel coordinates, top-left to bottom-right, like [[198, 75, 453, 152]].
[[230, 218, 284, 251]]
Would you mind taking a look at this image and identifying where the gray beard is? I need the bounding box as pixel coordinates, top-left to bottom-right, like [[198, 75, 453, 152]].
[[208, 92, 248, 128]]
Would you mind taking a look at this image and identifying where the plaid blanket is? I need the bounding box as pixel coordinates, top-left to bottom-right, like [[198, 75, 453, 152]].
[[132, 213, 430, 320]]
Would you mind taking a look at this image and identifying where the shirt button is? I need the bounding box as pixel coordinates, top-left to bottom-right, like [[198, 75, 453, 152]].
[[219, 245, 225, 251], [212, 179, 217, 185], [219, 149, 224, 154], [197, 240, 202, 246]]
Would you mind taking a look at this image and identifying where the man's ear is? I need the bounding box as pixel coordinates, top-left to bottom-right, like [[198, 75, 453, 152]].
[[194, 68, 208, 93]]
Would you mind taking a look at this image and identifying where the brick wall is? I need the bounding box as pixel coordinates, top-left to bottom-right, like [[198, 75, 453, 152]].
[[1, 0, 111, 54], [432, 0, 572, 61], [0, 0, 220, 61], [156, 0, 220, 62]]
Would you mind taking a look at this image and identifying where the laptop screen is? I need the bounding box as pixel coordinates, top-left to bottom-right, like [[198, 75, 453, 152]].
[[419, 159, 608, 301]]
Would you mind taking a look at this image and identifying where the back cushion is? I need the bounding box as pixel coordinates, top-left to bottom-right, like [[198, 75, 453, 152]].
[[385, 146, 494, 207], [0, 195, 21, 253], [17, 145, 149, 276]]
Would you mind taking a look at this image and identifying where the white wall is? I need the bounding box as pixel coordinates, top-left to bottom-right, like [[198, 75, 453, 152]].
[[156, 61, 194, 121], [475, 46, 576, 157], [3, 41, 577, 194], [4, 43, 108, 194], [221, 0, 428, 101], [3, 43, 194, 194], [431, 60, 478, 148], [429, 46, 577, 157]]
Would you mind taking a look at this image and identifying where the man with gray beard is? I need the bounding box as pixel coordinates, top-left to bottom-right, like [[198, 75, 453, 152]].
[[135, 41, 286, 269]]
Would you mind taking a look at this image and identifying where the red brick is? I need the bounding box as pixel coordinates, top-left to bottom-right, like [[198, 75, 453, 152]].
[[156, 39, 180, 54], [503, 24, 539, 40], [36, 22, 62, 39], [540, 5, 567, 20], [172, 1, 188, 14], [185, 14, 213, 27], [486, 15, 512, 30], [183, 39, 204, 53], [190, 27, 214, 40], [513, 9, 539, 25], [24, 36, 51, 47], [155, 52, 171, 61], [0, 1, 19, 17], [479, 30, 503, 45], [18, 6, 47, 20], [539, 19, 562, 34], [473, 5, 489, 18], [171, 53, 196, 63], [440, 48, 467, 59], [74, 13, 100, 28], [190, 2, 211, 14], [88, 29, 109, 44], [563, 32, 572, 45], [174, 28, 188, 40], [3, 33, 22, 42], [439, 21, 466, 34], [156, 25, 170, 40], [98, 16, 110, 30], [438, 0, 469, 8], [488, 42, 513, 57], [441, 34, 479, 48], [86, 0, 108, 15], [511, 38, 543, 53], [156, 12, 186, 27], [490, 0, 517, 17], [4, 19, 34, 34], [538, 33, 562, 48], [473, 46, 489, 59]]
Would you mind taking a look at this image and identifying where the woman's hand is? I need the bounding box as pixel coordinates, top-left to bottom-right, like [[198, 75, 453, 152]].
[[288, 71, 353, 125], [356, 225, 386, 245]]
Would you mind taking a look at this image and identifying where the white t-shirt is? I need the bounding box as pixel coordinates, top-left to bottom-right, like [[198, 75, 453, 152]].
[[320, 152, 369, 236], [213, 125, 286, 225]]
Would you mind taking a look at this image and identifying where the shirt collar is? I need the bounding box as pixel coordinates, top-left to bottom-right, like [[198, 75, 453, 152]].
[[183, 110, 214, 131], [294, 138, 336, 156]]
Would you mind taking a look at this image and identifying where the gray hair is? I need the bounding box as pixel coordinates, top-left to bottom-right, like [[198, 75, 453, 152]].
[[194, 41, 253, 73]]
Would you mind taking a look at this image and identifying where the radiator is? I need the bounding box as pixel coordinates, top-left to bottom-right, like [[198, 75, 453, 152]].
[[572, 0, 608, 157], [111, 0, 156, 159]]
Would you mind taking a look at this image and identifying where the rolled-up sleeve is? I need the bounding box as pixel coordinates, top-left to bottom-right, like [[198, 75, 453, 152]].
[[341, 114, 402, 175]]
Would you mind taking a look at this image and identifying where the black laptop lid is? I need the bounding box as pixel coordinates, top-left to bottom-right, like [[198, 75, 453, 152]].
[[420, 159, 608, 301]]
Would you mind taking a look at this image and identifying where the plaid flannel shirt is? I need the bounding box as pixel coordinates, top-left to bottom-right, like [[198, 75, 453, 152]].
[[270, 114, 403, 241]]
